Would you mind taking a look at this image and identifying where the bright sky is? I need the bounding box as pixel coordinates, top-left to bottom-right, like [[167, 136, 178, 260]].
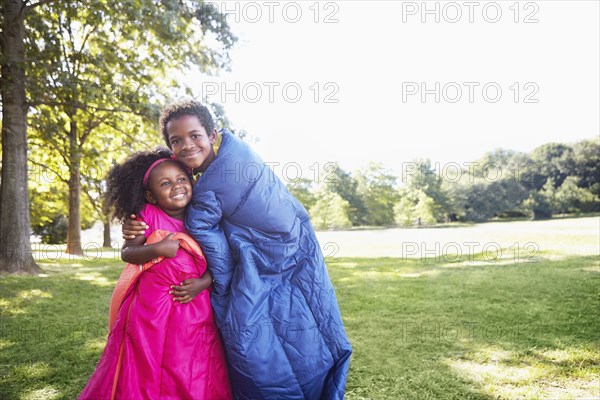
[[185, 1, 599, 180]]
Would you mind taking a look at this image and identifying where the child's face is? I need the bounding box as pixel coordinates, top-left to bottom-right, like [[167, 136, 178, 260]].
[[166, 115, 217, 172], [144, 161, 192, 220]]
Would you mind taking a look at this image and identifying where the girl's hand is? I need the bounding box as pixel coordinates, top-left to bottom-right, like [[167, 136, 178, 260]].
[[169, 274, 212, 304], [122, 214, 148, 240], [155, 234, 180, 258]]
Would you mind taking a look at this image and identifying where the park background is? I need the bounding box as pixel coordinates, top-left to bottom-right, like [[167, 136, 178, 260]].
[[1, 1, 599, 399]]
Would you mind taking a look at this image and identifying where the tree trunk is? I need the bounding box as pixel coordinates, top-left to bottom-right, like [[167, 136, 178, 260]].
[[65, 119, 83, 255], [0, 0, 41, 274], [102, 217, 112, 248]]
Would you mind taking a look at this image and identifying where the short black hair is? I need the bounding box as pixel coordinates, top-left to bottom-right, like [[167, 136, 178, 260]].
[[104, 148, 187, 222], [159, 99, 215, 147]]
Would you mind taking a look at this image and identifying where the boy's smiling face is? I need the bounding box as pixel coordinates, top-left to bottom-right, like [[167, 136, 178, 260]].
[[166, 114, 217, 172]]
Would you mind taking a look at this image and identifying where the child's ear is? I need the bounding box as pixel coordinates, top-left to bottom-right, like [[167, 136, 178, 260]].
[[210, 129, 218, 144], [144, 191, 157, 204]]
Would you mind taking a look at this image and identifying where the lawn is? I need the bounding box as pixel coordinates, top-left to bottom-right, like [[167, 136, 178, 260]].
[[1, 218, 599, 399]]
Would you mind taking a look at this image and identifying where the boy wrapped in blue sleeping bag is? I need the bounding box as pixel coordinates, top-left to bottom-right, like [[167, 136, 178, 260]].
[[186, 129, 352, 399]]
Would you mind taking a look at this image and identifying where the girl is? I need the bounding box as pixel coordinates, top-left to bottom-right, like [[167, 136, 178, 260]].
[[123, 101, 352, 400], [80, 149, 231, 400]]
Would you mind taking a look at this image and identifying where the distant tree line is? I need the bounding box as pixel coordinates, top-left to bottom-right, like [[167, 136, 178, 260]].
[[287, 138, 600, 230]]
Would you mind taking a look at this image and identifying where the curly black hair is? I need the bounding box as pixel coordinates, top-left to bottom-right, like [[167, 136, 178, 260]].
[[159, 99, 215, 147], [104, 148, 188, 222]]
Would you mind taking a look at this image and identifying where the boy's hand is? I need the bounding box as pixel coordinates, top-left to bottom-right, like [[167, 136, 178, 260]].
[[155, 234, 180, 258], [122, 214, 148, 240], [169, 276, 212, 304]]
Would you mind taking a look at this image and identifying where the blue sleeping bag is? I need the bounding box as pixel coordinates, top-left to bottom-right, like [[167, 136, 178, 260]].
[[186, 130, 352, 399]]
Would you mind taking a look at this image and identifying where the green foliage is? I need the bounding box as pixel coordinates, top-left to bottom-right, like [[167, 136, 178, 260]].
[[461, 179, 530, 222], [443, 151, 534, 221], [28, 172, 96, 232], [393, 196, 415, 227], [571, 138, 600, 195], [531, 143, 575, 189], [402, 159, 452, 222], [22, 0, 236, 245], [31, 215, 68, 244], [412, 191, 438, 225], [324, 167, 366, 226], [554, 176, 599, 213], [538, 175, 599, 216], [394, 189, 440, 227], [355, 162, 399, 226], [524, 190, 553, 220], [309, 191, 352, 230], [29, 182, 68, 229], [287, 178, 316, 212]]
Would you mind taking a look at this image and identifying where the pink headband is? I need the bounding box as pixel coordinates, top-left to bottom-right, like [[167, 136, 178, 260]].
[[143, 158, 171, 188]]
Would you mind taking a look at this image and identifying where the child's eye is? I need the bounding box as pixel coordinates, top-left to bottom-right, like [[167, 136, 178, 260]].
[[161, 182, 170, 187], [170, 139, 180, 145]]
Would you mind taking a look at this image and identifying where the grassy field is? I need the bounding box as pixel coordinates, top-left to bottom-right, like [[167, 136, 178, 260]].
[[1, 217, 599, 399]]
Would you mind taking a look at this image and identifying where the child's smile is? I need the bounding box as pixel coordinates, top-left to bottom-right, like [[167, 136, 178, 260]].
[[166, 115, 217, 172], [145, 161, 192, 220]]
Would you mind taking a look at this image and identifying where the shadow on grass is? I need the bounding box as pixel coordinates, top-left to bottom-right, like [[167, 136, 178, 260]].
[[1, 255, 599, 399], [331, 255, 600, 399], [0, 261, 122, 399]]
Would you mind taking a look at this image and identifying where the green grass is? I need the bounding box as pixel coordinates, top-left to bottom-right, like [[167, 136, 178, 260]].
[[335, 255, 600, 399], [1, 220, 599, 399]]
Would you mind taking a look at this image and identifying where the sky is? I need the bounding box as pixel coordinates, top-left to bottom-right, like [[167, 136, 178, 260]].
[[184, 0, 599, 180]]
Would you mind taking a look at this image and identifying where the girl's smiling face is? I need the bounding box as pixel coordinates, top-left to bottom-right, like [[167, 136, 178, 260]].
[[166, 114, 217, 172], [144, 161, 192, 220]]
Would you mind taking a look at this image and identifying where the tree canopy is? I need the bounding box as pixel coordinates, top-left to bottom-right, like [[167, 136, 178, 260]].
[[1, 0, 236, 272]]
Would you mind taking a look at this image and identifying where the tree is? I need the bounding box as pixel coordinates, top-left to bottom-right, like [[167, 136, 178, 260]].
[[29, 179, 70, 244], [25, 1, 235, 255], [571, 138, 600, 196], [413, 191, 437, 226], [324, 166, 366, 226], [404, 159, 452, 221], [524, 191, 552, 220], [287, 178, 316, 212], [467, 149, 540, 191], [355, 162, 399, 226], [531, 143, 575, 189], [538, 178, 558, 215], [459, 179, 529, 222], [394, 189, 441, 227], [554, 176, 598, 214], [0, 0, 41, 273], [308, 191, 351, 230], [394, 196, 414, 227]]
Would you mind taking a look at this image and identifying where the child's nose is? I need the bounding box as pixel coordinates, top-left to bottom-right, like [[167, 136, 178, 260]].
[[182, 137, 195, 150]]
